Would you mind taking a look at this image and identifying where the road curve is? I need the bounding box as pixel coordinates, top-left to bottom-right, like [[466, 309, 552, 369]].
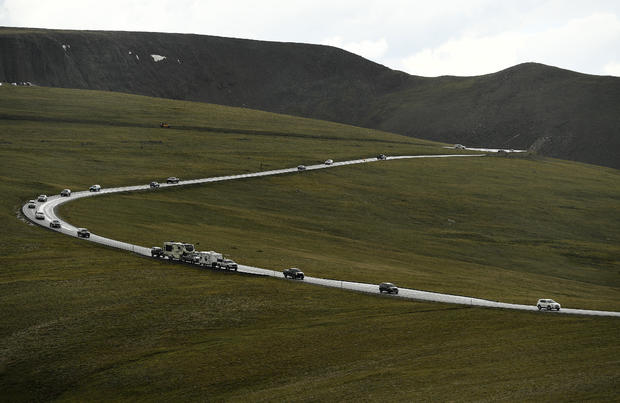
[[21, 154, 620, 318]]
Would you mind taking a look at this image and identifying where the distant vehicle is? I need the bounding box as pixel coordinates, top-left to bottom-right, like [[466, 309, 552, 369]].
[[324, 159, 333, 165], [161, 241, 195, 261], [195, 251, 223, 267], [454, 144, 466, 150], [35, 211, 45, 220], [89, 184, 101, 192], [537, 299, 561, 311], [37, 195, 48, 202], [220, 258, 238, 271], [77, 228, 90, 238], [283, 267, 304, 280], [166, 177, 180, 184], [377, 154, 387, 160], [297, 165, 306, 171], [49, 219, 61, 229], [149, 181, 160, 188], [160, 122, 170, 128], [379, 282, 398, 294], [27, 200, 37, 209], [151, 247, 164, 258], [60, 189, 71, 197]]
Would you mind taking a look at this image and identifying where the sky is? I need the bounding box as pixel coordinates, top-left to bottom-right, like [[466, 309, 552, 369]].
[[1, 0, 619, 77]]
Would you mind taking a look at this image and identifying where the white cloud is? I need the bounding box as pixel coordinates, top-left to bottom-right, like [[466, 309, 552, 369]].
[[396, 12, 620, 76], [603, 61, 620, 76], [0, 0, 619, 76], [397, 32, 523, 76], [322, 36, 388, 61]]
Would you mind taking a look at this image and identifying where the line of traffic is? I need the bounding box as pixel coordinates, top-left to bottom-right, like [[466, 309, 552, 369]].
[[20, 154, 620, 317]]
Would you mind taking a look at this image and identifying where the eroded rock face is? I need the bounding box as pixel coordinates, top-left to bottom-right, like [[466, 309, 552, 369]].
[[2, 27, 619, 169]]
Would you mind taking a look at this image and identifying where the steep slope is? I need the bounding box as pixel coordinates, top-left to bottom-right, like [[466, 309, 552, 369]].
[[370, 63, 620, 168], [1, 27, 619, 168], [0, 27, 407, 124]]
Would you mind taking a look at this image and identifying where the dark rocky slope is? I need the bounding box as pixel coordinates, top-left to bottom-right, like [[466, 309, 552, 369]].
[[2, 27, 619, 168]]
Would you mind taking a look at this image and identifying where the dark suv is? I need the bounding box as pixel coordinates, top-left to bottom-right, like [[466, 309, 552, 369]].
[[379, 282, 398, 294], [283, 268, 305, 280], [77, 228, 90, 238], [377, 154, 387, 160], [151, 247, 164, 258]]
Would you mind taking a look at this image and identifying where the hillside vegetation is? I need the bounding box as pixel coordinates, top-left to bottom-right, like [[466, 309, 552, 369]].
[[1, 86, 618, 401], [1, 27, 619, 168]]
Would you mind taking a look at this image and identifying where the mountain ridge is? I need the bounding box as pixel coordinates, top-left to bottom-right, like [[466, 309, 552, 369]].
[[1, 26, 619, 168]]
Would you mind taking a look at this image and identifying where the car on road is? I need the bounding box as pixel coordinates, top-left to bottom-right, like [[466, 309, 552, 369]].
[[377, 154, 387, 160], [379, 282, 399, 294], [324, 159, 333, 165], [220, 259, 238, 271], [149, 181, 160, 189], [49, 219, 61, 229], [60, 189, 71, 197], [151, 247, 164, 258], [454, 144, 466, 150], [537, 299, 561, 311], [297, 165, 306, 171], [37, 194, 48, 202], [283, 267, 304, 280], [27, 200, 37, 208], [77, 228, 90, 238], [35, 211, 45, 220], [89, 184, 101, 192], [166, 177, 180, 184]]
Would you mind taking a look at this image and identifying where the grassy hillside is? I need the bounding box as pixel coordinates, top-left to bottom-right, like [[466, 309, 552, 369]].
[[60, 157, 620, 310], [2, 27, 619, 168], [1, 86, 618, 401]]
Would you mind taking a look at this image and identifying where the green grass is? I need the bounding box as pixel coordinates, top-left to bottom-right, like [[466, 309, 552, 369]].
[[1, 85, 619, 401], [59, 157, 620, 311]]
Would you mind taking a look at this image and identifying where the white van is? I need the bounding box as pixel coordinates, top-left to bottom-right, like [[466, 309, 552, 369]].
[[537, 299, 561, 311]]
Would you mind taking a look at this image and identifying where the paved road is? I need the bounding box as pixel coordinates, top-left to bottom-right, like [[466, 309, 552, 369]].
[[21, 154, 620, 318]]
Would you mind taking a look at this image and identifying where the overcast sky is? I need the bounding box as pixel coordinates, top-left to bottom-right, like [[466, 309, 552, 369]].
[[1, 0, 619, 77]]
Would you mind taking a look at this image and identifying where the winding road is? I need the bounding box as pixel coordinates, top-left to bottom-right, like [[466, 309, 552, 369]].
[[21, 154, 620, 317]]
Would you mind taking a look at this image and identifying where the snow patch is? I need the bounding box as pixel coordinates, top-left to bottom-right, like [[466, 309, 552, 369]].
[[150, 54, 166, 62]]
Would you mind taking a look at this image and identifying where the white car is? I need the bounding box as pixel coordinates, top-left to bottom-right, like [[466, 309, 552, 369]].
[[454, 144, 466, 150], [324, 159, 333, 165], [537, 299, 561, 311], [27, 200, 37, 208], [89, 184, 101, 192], [35, 211, 45, 220], [60, 189, 71, 197], [37, 194, 48, 202]]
